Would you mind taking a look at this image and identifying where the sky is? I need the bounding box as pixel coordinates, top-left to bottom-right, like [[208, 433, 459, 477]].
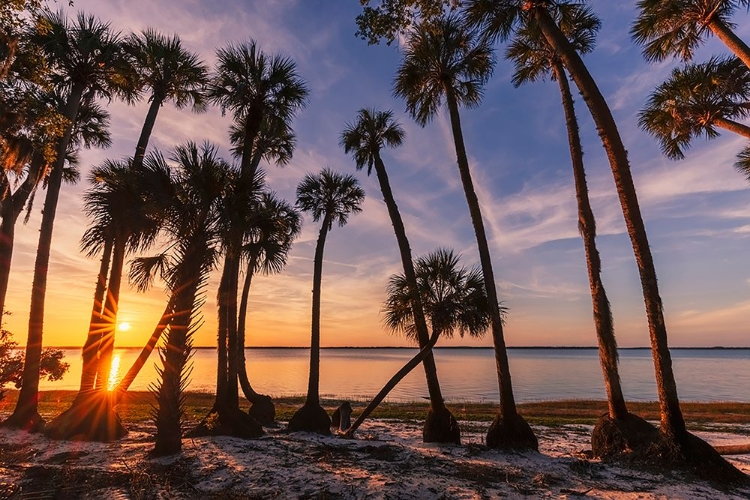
[[4, 0, 750, 348]]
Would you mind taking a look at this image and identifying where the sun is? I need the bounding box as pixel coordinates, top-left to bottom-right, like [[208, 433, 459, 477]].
[[118, 321, 131, 332]]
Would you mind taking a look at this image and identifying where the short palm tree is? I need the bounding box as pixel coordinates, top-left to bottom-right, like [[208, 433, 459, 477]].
[[289, 168, 364, 434], [394, 14, 537, 450], [341, 108, 459, 443], [125, 29, 208, 169], [465, 0, 746, 480], [347, 248, 493, 437], [506, 8, 657, 456], [236, 192, 301, 425], [632, 0, 750, 69], [639, 56, 750, 159], [2, 10, 132, 430]]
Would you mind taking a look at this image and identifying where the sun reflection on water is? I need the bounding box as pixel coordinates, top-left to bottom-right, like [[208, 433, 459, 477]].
[[107, 352, 121, 392]]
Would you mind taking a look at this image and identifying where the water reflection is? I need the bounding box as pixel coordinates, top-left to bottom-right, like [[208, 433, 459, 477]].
[[43, 348, 750, 403]]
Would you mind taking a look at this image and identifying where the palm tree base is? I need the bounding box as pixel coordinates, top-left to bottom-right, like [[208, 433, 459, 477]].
[[43, 390, 128, 442], [591, 412, 658, 458], [288, 401, 331, 435], [0, 409, 45, 433], [247, 394, 276, 426], [486, 412, 538, 451], [423, 407, 460, 444], [189, 405, 264, 439], [646, 430, 748, 486]]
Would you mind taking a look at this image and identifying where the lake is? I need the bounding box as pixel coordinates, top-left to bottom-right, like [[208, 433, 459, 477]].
[[39, 347, 750, 403]]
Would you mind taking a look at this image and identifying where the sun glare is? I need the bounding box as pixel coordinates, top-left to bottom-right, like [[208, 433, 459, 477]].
[[107, 353, 121, 392], [118, 321, 131, 332]]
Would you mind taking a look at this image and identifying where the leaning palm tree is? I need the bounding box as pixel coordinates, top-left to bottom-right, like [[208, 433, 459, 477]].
[[394, 15, 537, 450], [465, 0, 745, 480], [346, 248, 493, 437], [341, 108, 459, 443], [639, 56, 750, 160], [124, 28, 208, 169], [632, 0, 750, 69], [237, 192, 301, 425], [506, 8, 658, 457], [288, 168, 365, 434], [2, 10, 132, 430]]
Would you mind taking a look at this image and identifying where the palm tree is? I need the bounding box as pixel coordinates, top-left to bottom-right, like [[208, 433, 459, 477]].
[[2, 10, 131, 429], [632, 0, 750, 69], [347, 248, 493, 437], [505, 8, 658, 456], [639, 57, 750, 160], [124, 28, 208, 170], [465, 0, 746, 479], [341, 108, 459, 443], [394, 15, 537, 450], [288, 168, 364, 434], [237, 192, 301, 425], [735, 144, 750, 179]]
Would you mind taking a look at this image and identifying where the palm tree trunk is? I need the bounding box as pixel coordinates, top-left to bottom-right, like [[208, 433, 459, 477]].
[[373, 155, 444, 411], [215, 255, 232, 408], [132, 96, 163, 170], [240, 108, 263, 179], [553, 61, 628, 420], [79, 236, 113, 393], [114, 296, 176, 400], [444, 85, 517, 419], [707, 18, 750, 71], [3, 82, 85, 430], [237, 254, 259, 400], [713, 116, 750, 139], [346, 328, 441, 437], [225, 249, 241, 409], [306, 214, 332, 406], [534, 8, 686, 440], [94, 233, 127, 391]]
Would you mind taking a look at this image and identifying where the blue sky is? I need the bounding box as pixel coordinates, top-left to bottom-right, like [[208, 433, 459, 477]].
[[5, 0, 750, 348]]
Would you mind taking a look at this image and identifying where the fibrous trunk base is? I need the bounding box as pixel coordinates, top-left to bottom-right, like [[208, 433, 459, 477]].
[[43, 391, 127, 442], [0, 410, 45, 433], [423, 407, 460, 444], [247, 394, 276, 427], [486, 413, 538, 451], [189, 406, 264, 439], [591, 412, 658, 458], [288, 402, 331, 435]]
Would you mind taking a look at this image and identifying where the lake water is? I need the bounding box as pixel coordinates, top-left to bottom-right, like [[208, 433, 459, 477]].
[[40, 347, 750, 403]]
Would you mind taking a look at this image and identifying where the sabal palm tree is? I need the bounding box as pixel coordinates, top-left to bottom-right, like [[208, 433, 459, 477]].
[[632, 0, 750, 69], [347, 248, 493, 437], [639, 56, 750, 160], [125, 29, 208, 169], [465, 0, 746, 479], [289, 168, 364, 434], [394, 14, 537, 450], [2, 10, 132, 429], [237, 192, 301, 425], [341, 108, 459, 443], [506, 9, 658, 456]]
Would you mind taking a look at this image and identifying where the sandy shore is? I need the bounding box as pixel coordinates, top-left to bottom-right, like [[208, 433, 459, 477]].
[[1, 416, 749, 499]]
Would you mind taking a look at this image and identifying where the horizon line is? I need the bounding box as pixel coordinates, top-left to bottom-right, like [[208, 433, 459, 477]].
[[38, 345, 750, 350]]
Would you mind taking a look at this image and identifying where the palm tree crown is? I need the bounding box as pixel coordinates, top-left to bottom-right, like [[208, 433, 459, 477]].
[[296, 168, 365, 231], [341, 108, 404, 174], [393, 15, 494, 125]]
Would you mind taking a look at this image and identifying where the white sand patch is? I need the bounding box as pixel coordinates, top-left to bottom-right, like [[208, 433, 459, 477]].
[[1, 420, 749, 499]]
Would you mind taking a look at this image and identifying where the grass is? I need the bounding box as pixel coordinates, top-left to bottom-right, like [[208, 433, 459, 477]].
[[1, 390, 749, 428]]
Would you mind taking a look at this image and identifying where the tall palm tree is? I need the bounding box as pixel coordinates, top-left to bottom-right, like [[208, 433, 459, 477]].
[[465, 0, 746, 479], [639, 56, 750, 159], [505, 9, 657, 456], [237, 192, 301, 425], [341, 108, 459, 443], [394, 15, 537, 450], [632, 0, 750, 69], [124, 28, 208, 170], [347, 248, 493, 437], [288, 168, 364, 434], [2, 10, 131, 430]]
